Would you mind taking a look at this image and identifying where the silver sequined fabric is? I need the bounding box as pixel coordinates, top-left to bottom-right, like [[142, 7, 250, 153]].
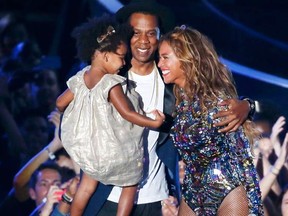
[[171, 95, 264, 215]]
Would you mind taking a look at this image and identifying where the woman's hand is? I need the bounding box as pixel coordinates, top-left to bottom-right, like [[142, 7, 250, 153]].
[[213, 99, 250, 133], [161, 196, 179, 216]]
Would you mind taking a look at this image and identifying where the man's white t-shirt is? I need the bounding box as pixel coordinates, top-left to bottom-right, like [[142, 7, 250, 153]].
[[107, 64, 169, 204]]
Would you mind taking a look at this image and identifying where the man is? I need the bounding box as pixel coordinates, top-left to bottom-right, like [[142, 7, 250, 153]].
[[84, 0, 253, 215], [28, 162, 62, 215], [0, 161, 62, 216]]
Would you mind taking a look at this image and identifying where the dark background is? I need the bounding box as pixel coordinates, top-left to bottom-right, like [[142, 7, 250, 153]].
[[1, 0, 287, 120]]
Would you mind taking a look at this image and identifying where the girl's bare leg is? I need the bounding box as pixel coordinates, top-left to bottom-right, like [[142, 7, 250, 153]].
[[70, 173, 98, 216], [217, 185, 249, 216], [116, 185, 137, 216]]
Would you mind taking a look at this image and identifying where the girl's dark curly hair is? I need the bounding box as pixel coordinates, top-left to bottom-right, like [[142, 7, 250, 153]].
[[71, 14, 132, 64]]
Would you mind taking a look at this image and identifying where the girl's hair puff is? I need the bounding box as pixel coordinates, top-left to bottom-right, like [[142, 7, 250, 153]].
[[71, 14, 132, 64]]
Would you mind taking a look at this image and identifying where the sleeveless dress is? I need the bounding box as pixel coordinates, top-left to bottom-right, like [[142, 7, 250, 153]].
[[60, 66, 144, 186], [170, 93, 263, 215]]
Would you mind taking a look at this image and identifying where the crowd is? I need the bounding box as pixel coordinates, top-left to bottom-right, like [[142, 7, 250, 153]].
[[0, 0, 287, 215]]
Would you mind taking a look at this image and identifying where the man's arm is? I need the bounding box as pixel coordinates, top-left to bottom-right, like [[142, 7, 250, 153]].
[[213, 97, 255, 133], [13, 110, 62, 201]]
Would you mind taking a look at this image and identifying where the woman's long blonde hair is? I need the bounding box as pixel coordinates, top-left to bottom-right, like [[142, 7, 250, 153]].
[[159, 25, 259, 145]]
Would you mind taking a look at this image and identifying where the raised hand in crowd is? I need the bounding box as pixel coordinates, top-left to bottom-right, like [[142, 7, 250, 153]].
[[260, 132, 288, 199], [38, 185, 64, 216], [270, 116, 286, 157], [13, 109, 62, 202], [51, 175, 80, 216]]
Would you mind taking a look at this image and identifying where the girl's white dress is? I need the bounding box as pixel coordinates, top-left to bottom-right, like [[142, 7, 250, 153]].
[[60, 66, 144, 186]]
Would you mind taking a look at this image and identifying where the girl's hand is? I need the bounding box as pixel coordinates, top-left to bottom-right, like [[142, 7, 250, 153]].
[[152, 109, 165, 127], [161, 196, 179, 216]]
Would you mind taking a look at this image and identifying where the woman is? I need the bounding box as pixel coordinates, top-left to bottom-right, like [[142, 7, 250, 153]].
[[157, 25, 264, 215]]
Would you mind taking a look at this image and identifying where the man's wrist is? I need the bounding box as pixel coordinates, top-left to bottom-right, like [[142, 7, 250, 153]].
[[61, 193, 73, 205], [239, 96, 256, 120], [45, 147, 56, 160]]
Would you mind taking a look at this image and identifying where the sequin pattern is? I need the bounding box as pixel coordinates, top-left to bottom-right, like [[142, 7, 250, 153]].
[[170, 94, 263, 215]]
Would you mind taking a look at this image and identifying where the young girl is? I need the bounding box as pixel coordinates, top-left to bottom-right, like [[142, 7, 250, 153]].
[[158, 25, 263, 215], [56, 15, 165, 216]]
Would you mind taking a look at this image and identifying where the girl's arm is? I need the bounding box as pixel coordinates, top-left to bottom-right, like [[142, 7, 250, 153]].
[[56, 89, 74, 112], [109, 84, 165, 128]]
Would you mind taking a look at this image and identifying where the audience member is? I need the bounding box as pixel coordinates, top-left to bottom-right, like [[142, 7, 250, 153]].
[[29, 164, 78, 216], [0, 161, 62, 216], [18, 110, 51, 164], [50, 175, 80, 216], [28, 161, 62, 215], [254, 116, 288, 216], [54, 148, 80, 176], [279, 184, 288, 216], [32, 68, 61, 118], [258, 132, 288, 216], [7, 68, 37, 119], [0, 109, 62, 214], [11, 39, 43, 69], [0, 13, 29, 66]]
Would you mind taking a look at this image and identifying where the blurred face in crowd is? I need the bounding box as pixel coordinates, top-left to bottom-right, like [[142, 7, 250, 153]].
[[34, 69, 60, 108], [29, 168, 61, 206], [281, 189, 288, 216], [21, 115, 49, 155]]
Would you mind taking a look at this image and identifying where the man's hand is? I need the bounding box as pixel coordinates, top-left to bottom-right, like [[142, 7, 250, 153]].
[[41, 185, 62, 215], [213, 99, 250, 133]]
